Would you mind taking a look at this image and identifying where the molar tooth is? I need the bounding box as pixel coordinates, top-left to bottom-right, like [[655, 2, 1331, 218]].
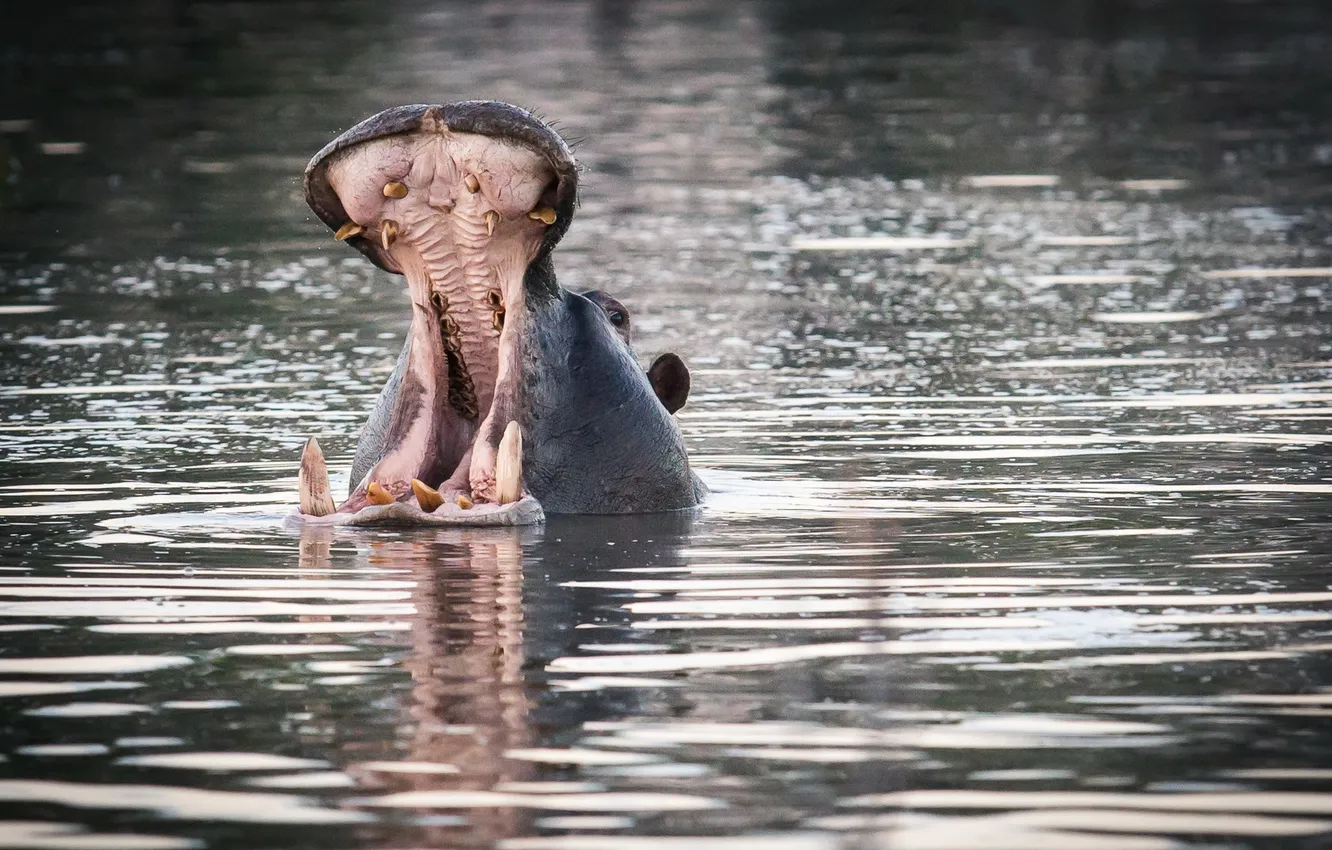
[[456, 494, 473, 510], [528, 206, 557, 225], [464, 174, 481, 193], [383, 181, 408, 199], [492, 310, 505, 331], [380, 219, 400, 251], [334, 222, 364, 241], [496, 421, 523, 505], [366, 481, 395, 506], [484, 210, 500, 236], [486, 289, 504, 308], [298, 437, 336, 517], [410, 478, 444, 512]]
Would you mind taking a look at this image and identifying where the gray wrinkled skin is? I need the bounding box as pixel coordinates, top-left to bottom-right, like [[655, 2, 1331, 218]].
[[519, 289, 706, 513], [347, 337, 412, 492]]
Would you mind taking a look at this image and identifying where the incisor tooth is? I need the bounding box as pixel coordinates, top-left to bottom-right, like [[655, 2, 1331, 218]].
[[410, 478, 444, 512], [496, 421, 523, 505], [456, 494, 473, 510], [334, 222, 364, 241], [528, 206, 557, 225], [382, 181, 408, 199], [484, 210, 500, 236], [298, 437, 336, 517], [464, 174, 481, 193], [366, 481, 395, 506], [380, 219, 399, 251]]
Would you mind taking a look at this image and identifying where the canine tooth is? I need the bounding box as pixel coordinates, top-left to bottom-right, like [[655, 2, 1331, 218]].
[[382, 181, 408, 199], [334, 222, 364, 241], [410, 478, 444, 512], [464, 174, 480, 193], [456, 494, 473, 510], [380, 219, 400, 250], [366, 481, 395, 506], [496, 421, 523, 505], [298, 437, 336, 517], [528, 206, 557, 225], [484, 210, 500, 236]]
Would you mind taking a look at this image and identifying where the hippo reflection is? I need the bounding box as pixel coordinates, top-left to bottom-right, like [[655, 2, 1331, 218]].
[[294, 102, 705, 526]]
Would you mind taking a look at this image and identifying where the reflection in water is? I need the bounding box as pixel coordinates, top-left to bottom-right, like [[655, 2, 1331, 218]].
[[388, 531, 532, 848], [4, 1, 1332, 849]]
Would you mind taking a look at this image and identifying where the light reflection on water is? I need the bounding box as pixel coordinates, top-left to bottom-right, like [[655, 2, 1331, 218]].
[[4, 1, 1332, 849]]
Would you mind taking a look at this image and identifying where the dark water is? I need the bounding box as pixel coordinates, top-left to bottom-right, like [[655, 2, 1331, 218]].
[[3, 2, 1332, 848]]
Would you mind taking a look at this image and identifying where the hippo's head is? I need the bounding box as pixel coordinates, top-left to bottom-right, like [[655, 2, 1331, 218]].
[[294, 101, 704, 523]]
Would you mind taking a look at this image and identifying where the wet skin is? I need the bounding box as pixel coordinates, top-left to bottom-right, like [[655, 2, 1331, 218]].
[[581, 289, 691, 415], [300, 102, 706, 517]]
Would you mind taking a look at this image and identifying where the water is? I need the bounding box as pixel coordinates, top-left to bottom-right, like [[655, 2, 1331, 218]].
[[3, 2, 1332, 848]]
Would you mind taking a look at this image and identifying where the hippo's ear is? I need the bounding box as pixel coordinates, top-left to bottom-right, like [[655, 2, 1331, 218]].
[[648, 352, 691, 414]]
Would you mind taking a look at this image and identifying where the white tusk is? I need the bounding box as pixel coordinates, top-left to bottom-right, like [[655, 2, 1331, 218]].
[[495, 421, 523, 505], [298, 437, 336, 517]]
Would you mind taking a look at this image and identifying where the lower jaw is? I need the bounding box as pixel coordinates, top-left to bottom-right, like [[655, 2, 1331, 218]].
[[300, 260, 525, 517], [297, 416, 527, 520], [370, 282, 514, 507]]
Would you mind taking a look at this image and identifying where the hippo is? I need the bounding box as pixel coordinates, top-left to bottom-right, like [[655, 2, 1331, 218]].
[[294, 101, 706, 526], [581, 289, 691, 415]]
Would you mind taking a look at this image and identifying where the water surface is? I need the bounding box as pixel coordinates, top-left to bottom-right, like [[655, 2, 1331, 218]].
[[2, 2, 1332, 848]]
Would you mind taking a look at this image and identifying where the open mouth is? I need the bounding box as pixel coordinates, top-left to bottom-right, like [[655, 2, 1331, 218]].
[[298, 102, 577, 518]]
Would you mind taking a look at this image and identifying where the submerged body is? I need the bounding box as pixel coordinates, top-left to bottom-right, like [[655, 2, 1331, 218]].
[[299, 101, 704, 521]]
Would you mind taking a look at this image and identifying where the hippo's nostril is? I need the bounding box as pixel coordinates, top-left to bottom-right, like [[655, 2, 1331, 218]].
[[537, 176, 560, 209]]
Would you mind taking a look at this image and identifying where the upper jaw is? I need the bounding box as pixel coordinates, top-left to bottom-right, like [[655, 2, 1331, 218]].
[[303, 101, 578, 282]]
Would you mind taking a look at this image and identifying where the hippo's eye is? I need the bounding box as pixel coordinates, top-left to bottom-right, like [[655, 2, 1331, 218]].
[[609, 311, 626, 326]]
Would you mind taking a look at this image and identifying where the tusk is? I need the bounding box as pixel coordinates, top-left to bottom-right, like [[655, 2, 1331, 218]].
[[366, 481, 395, 506], [382, 181, 408, 199], [380, 219, 400, 251], [410, 478, 444, 512], [464, 173, 481, 193], [334, 222, 364, 241], [298, 437, 336, 517], [495, 421, 523, 505], [527, 206, 557, 225], [456, 494, 473, 510], [484, 209, 500, 236]]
